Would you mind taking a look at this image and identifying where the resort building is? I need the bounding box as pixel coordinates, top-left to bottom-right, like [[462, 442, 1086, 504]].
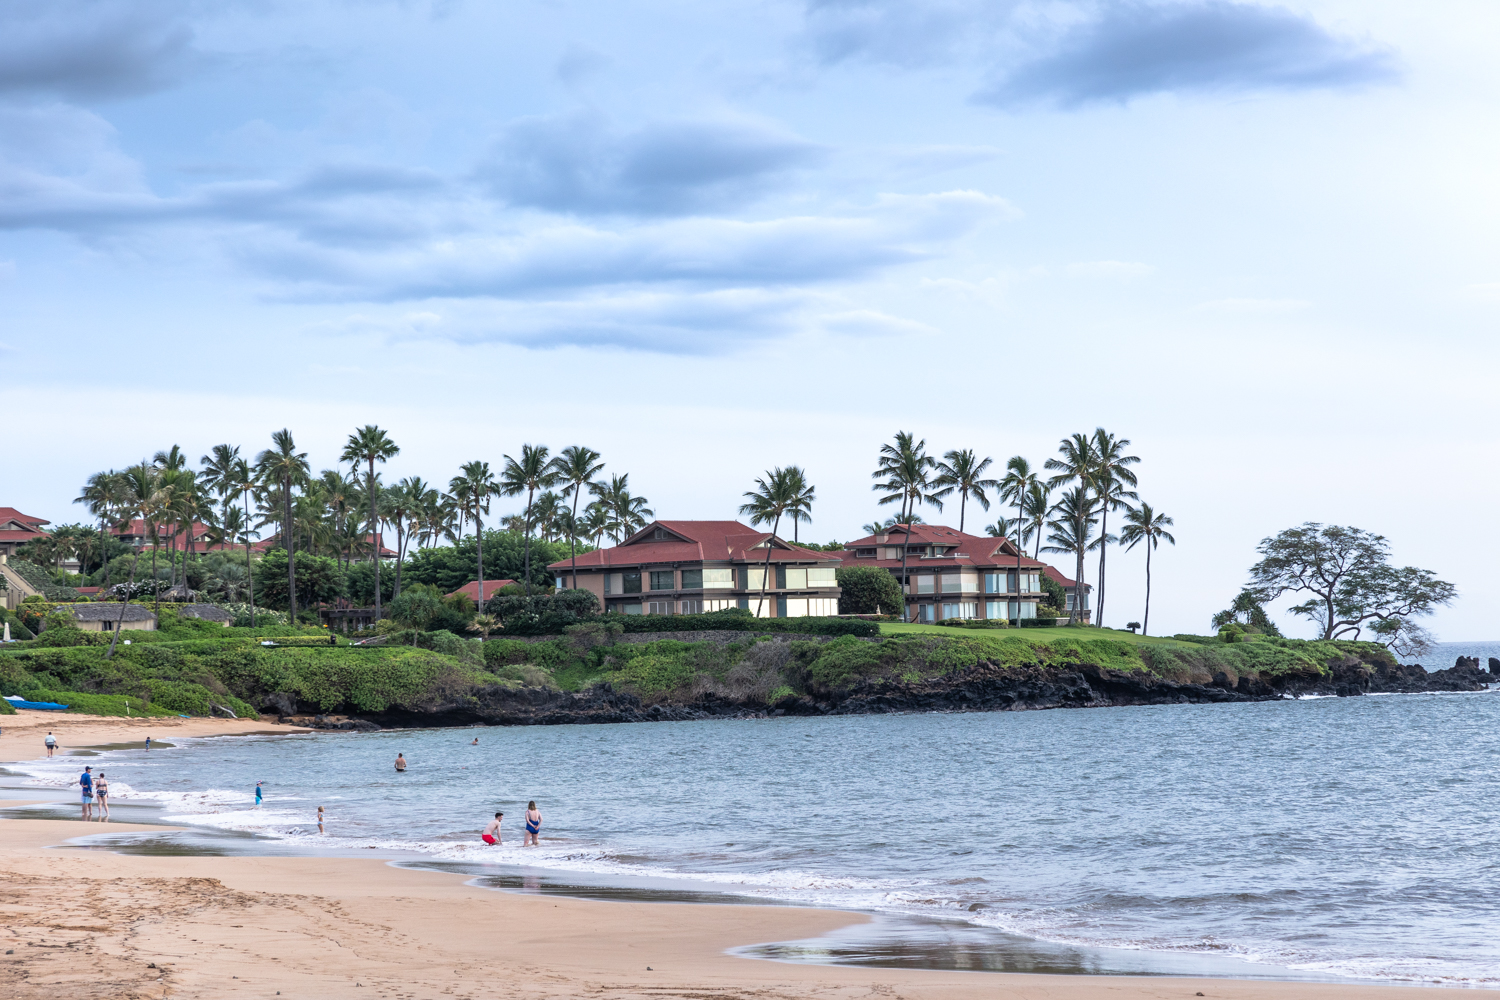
[[835, 524, 1051, 623], [64, 603, 158, 632], [0, 508, 49, 559], [548, 520, 842, 617], [179, 604, 234, 625], [445, 579, 517, 602], [1044, 566, 1093, 624]]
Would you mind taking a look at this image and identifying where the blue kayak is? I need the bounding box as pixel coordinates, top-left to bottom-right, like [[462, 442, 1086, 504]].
[[4, 700, 70, 710]]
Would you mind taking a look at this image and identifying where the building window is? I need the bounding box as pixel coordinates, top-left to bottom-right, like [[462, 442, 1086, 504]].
[[555, 576, 565, 590], [940, 602, 977, 620], [746, 567, 766, 591], [940, 573, 961, 593], [984, 573, 1000, 594], [856, 548, 876, 557], [679, 600, 703, 615], [653, 527, 671, 540], [915, 575, 935, 595], [807, 567, 836, 588], [737, 598, 750, 610], [985, 601, 1003, 620], [622, 603, 643, 615], [647, 601, 674, 615], [649, 570, 675, 591], [622, 571, 642, 594], [919, 604, 936, 622], [1019, 601, 1037, 619], [680, 568, 703, 589], [702, 568, 733, 589], [784, 567, 807, 589], [101, 620, 114, 631], [881, 547, 901, 560]]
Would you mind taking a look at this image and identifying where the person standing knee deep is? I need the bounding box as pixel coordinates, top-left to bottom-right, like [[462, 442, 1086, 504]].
[[524, 801, 541, 846]]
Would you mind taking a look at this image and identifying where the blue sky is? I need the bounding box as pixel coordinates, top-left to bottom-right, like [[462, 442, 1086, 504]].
[[5, 0, 1499, 640]]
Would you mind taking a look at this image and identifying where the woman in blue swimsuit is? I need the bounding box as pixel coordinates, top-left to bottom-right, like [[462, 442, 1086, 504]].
[[524, 801, 541, 846]]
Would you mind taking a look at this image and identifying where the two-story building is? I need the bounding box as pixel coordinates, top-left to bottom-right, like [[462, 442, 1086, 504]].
[[0, 508, 50, 560], [548, 520, 842, 617], [836, 524, 1051, 623]]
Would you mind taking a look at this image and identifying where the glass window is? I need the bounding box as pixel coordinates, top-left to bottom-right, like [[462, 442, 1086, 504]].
[[649, 570, 675, 591], [941, 603, 958, 619], [622, 571, 642, 594], [881, 547, 901, 560], [920, 604, 936, 622], [647, 601, 674, 614], [622, 603, 643, 615], [985, 601, 1003, 619], [746, 567, 766, 590], [784, 567, 807, 589], [941, 573, 961, 593], [984, 573, 1000, 594], [916, 574, 935, 594], [679, 600, 702, 615], [856, 548, 876, 557], [702, 568, 733, 589], [807, 567, 836, 587], [680, 569, 703, 589], [1019, 601, 1037, 619]]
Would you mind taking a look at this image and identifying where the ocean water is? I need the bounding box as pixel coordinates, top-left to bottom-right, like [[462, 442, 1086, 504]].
[[1405, 640, 1500, 669], [8, 689, 1500, 986]]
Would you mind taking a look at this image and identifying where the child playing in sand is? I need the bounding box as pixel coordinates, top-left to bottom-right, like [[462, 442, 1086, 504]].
[[482, 812, 502, 845]]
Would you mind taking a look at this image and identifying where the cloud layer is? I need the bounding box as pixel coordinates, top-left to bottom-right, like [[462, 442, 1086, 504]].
[[0, 0, 197, 99]]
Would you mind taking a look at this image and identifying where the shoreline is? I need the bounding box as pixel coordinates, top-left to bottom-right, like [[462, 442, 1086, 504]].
[[1, 714, 1493, 997]]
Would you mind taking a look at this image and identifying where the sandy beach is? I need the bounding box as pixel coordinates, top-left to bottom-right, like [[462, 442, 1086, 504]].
[[0, 710, 1488, 999]]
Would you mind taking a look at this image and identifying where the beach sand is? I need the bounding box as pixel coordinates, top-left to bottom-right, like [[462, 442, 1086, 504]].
[[1, 712, 1488, 999]]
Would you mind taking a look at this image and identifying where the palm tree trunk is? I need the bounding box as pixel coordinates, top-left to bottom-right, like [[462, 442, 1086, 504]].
[[898, 493, 914, 622], [284, 478, 297, 620], [569, 488, 581, 590], [958, 492, 966, 534], [368, 458, 381, 618], [105, 547, 143, 660], [1072, 513, 1084, 626], [245, 491, 255, 628], [1143, 539, 1152, 636], [1096, 507, 1107, 628], [150, 524, 159, 615], [757, 513, 780, 618], [475, 515, 485, 611], [522, 486, 535, 597], [1014, 498, 1023, 625]]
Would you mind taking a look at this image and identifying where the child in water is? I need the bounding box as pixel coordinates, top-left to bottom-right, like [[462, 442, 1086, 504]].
[[317, 806, 325, 834]]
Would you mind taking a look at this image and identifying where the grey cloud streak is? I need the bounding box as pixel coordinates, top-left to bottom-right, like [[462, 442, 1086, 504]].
[[0, 0, 199, 99]]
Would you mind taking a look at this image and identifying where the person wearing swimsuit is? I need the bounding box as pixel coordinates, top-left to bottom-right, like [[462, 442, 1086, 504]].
[[482, 812, 503, 845], [95, 772, 110, 820], [524, 801, 541, 846], [395, 753, 407, 772]]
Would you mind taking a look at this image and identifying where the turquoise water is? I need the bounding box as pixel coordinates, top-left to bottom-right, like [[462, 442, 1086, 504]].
[[8, 688, 1500, 985]]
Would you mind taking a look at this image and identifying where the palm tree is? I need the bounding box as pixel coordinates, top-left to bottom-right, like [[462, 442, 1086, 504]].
[[448, 461, 498, 607], [591, 474, 653, 542], [580, 502, 611, 551], [257, 429, 311, 621], [226, 458, 260, 626], [75, 470, 124, 591], [341, 426, 400, 617], [1041, 485, 1097, 622], [531, 491, 563, 543], [105, 463, 162, 658], [932, 449, 997, 535], [871, 432, 943, 621], [783, 466, 816, 544], [999, 456, 1040, 622], [392, 476, 436, 594], [1044, 433, 1100, 624], [500, 444, 558, 597], [200, 445, 241, 553], [1120, 502, 1175, 636], [551, 446, 605, 589], [739, 467, 798, 618], [1022, 481, 1050, 559], [982, 517, 1011, 538], [1089, 428, 1141, 629]]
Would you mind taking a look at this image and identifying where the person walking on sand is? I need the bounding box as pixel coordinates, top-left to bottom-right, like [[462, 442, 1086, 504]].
[[482, 812, 503, 845], [44, 732, 56, 757], [317, 806, 325, 834], [95, 772, 110, 821], [255, 781, 264, 807], [524, 801, 541, 846], [78, 766, 93, 821], [395, 753, 407, 772]]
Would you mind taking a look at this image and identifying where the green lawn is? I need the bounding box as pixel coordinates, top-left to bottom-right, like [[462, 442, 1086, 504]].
[[878, 622, 1202, 647]]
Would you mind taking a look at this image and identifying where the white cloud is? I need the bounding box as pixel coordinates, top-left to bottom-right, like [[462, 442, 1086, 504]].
[[1066, 260, 1155, 278]]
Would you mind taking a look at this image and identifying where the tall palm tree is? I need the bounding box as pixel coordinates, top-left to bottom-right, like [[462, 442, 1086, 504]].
[[871, 432, 943, 621], [1022, 481, 1050, 559], [783, 466, 816, 544], [590, 474, 653, 543], [999, 456, 1040, 622], [75, 470, 124, 591], [1120, 502, 1175, 636], [1044, 433, 1100, 624], [392, 476, 437, 594], [226, 458, 260, 626], [739, 467, 798, 618], [500, 444, 558, 597], [382, 481, 417, 598], [200, 445, 241, 553], [257, 430, 311, 620], [1089, 428, 1141, 629], [341, 426, 400, 617], [580, 502, 611, 551], [448, 461, 498, 607], [932, 449, 997, 535], [1041, 485, 1097, 621], [105, 463, 162, 658], [982, 517, 1011, 538], [550, 446, 605, 590]]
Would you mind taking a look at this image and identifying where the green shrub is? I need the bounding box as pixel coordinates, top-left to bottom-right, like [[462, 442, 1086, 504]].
[[836, 565, 904, 616]]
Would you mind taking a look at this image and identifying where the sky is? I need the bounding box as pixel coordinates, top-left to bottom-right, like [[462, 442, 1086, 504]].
[[3, 0, 1499, 642]]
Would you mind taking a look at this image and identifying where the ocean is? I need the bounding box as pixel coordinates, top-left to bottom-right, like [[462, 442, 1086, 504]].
[[7, 683, 1500, 986]]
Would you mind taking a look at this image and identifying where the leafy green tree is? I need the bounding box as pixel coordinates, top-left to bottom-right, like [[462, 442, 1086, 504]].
[[590, 473, 653, 542], [999, 456, 1041, 622], [1021, 481, 1050, 559], [932, 449, 997, 534], [400, 530, 582, 593], [341, 425, 400, 618], [256, 549, 347, 610], [501, 444, 557, 597], [1041, 484, 1096, 621], [1247, 523, 1453, 641], [1120, 502, 1175, 636], [256, 430, 311, 619], [739, 467, 800, 618], [447, 460, 499, 606], [871, 431, 943, 621], [1044, 433, 1099, 624], [387, 589, 442, 643], [835, 565, 905, 615], [75, 470, 126, 592], [1210, 588, 1281, 636], [784, 466, 816, 543]]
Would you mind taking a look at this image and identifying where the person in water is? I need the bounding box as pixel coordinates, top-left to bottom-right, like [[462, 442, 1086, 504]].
[[470, 737, 479, 745], [524, 801, 541, 846], [395, 753, 407, 771], [317, 805, 325, 834], [255, 781, 264, 807], [78, 766, 93, 821], [482, 812, 503, 845], [145, 736, 151, 751], [95, 771, 110, 820], [44, 732, 56, 757]]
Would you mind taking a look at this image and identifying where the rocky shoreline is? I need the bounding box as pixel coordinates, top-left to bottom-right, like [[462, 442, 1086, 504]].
[[279, 654, 1499, 731]]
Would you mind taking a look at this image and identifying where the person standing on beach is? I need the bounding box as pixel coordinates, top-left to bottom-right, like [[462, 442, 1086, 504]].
[[78, 766, 93, 820], [482, 812, 502, 845], [395, 753, 407, 772], [44, 732, 56, 757], [317, 806, 325, 834], [255, 781, 264, 807], [524, 801, 541, 846], [95, 772, 110, 821], [145, 736, 151, 751]]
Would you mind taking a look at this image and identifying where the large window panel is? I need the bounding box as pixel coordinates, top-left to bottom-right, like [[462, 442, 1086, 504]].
[[649, 570, 675, 591], [680, 569, 703, 589], [807, 567, 837, 587], [622, 571, 642, 594], [940, 573, 961, 593], [916, 575, 935, 595], [746, 567, 766, 590], [702, 568, 733, 589], [784, 567, 808, 589]]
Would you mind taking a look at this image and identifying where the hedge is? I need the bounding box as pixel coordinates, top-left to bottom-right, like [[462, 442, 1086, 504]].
[[614, 608, 879, 637]]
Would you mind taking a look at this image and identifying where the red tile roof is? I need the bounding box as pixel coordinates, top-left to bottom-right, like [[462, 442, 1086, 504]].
[[1043, 565, 1089, 590], [546, 520, 839, 571], [836, 524, 1047, 571], [0, 508, 49, 529], [445, 579, 516, 601]]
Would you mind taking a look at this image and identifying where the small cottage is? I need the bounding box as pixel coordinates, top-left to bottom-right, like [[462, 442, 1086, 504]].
[[68, 603, 158, 632]]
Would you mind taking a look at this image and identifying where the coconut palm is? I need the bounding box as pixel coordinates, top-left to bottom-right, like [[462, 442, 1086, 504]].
[[75, 470, 125, 590], [531, 491, 563, 543], [590, 474, 653, 542], [871, 432, 943, 621], [394, 476, 438, 591], [105, 463, 163, 658], [580, 502, 611, 551], [1022, 481, 1050, 559], [1041, 485, 1097, 623], [932, 449, 997, 535], [738, 467, 799, 618], [550, 445, 605, 589], [1120, 502, 1175, 636], [225, 458, 261, 626], [982, 517, 1011, 538], [257, 429, 311, 620], [1088, 428, 1141, 629], [341, 426, 400, 617], [1044, 434, 1100, 624], [500, 444, 558, 597], [199, 445, 242, 555], [448, 461, 498, 607], [999, 456, 1041, 621], [783, 466, 816, 544]]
